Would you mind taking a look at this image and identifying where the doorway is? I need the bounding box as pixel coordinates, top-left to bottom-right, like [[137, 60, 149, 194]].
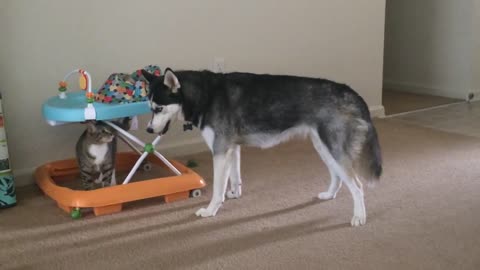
[[382, 0, 470, 115]]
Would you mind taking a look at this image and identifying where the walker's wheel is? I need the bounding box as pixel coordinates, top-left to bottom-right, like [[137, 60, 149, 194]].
[[190, 189, 202, 198], [186, 159, 198, 168], [142, 162, 152, 172], [71, 208, 82, 220]]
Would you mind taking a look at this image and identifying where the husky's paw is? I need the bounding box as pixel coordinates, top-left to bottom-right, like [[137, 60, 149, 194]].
[[350, 215, 366, 227], [317, 192, 336, 200], [195, 208, 216, 218], [226, 189, 241, 199]]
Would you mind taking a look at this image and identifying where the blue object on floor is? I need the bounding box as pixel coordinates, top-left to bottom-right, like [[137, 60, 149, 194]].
[[0, 171, 16, 208], [0, 92, 15, 209]]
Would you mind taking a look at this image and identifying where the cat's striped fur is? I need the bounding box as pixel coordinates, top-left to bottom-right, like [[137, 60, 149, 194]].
[[75, 119, 130, 190]]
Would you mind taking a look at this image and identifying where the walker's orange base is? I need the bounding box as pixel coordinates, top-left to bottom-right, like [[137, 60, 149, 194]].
[[34, 152, 206, 217]]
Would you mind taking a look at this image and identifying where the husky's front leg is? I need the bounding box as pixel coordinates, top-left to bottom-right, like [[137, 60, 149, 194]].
[[196, 148, 233, 217]]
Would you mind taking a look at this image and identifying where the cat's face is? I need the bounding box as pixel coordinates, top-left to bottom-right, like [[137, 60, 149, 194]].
[[86, 122, 114, 143]]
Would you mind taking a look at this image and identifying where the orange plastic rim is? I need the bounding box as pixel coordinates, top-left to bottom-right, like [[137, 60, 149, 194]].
[[35, 152, 206, 210]]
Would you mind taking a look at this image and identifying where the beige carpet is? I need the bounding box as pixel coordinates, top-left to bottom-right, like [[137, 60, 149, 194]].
[[1, 119, 480, 270], [383, 90, 462, 115], [394, 101, 480, 139]]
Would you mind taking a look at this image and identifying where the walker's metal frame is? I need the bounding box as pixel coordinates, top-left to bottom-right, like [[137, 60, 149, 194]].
[[105, 121, 181, 184]]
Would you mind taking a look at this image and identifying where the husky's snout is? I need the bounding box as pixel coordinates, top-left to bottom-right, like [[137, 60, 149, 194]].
[[146, 120, 171, 135]]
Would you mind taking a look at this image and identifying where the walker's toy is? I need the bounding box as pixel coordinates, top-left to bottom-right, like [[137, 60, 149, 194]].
[[36, 68, 206, 218]]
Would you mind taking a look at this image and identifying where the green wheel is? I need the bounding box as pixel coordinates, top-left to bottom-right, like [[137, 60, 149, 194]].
[[71, 208, 82, 219], [186, 160, 198, 168]]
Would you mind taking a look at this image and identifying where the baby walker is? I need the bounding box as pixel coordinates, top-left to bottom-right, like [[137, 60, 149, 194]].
[[35, 69, 205, 219]]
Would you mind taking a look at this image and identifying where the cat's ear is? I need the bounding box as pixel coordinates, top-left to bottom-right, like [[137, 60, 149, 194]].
[[86, 121, 97, 133]]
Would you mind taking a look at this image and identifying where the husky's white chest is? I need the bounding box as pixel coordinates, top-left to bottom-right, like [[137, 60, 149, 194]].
[[88, 144, 108, 166]]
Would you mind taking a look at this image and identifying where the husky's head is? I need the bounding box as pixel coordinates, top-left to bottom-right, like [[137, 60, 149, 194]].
[[142, 68, 182, 134]]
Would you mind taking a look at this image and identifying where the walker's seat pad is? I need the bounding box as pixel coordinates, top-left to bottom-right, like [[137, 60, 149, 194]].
[[43, 91, 150, 122], [95, 65, 161, 104]]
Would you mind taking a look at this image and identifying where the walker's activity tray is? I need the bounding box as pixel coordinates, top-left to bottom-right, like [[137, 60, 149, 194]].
[[35, 152, 206, 217], [42, 91, 150, 123]]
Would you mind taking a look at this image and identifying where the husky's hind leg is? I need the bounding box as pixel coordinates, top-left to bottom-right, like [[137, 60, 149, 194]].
[[310, 131, 342, 200], [227, 145, 242, 199], [340, 170, 365, 226], [310, 131, 366, 226], [318, 166, 342, 200]]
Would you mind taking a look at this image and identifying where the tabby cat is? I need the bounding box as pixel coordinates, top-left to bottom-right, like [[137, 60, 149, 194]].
[[76, 118, 130, 190]]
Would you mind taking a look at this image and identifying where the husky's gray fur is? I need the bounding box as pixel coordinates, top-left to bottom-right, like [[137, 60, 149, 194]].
[[142, 68, 382, 226]]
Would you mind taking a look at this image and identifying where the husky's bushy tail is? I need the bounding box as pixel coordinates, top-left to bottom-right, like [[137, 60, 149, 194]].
[[355, 123, 382, 183]]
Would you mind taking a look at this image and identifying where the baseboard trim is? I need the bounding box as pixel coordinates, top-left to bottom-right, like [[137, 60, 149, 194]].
[[384, 80, 467, 100], [383, 100, 466, 118], [369, 105, 385, 118], [12, 168, 36, 187]]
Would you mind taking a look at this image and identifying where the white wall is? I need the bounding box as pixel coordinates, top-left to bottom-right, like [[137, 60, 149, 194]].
[[0, 0, 386, 186], [472, 0, 480, 94], [384, 0, 474, 99]]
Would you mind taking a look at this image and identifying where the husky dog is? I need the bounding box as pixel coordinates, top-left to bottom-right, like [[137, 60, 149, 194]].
[[142, 68, 382, 226]]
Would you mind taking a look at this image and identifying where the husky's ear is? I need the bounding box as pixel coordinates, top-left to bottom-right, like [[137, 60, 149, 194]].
[[141, 69, 157, 83], [164, 68, 180, 93]]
